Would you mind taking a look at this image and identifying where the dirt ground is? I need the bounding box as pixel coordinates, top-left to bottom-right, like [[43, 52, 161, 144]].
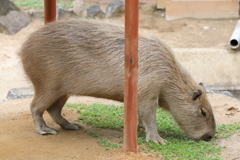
[[0, 94, 240, 160], [1, 4, 240, 159]]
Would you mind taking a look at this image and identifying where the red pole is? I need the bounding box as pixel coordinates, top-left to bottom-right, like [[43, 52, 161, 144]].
[[44, 0, 56, 24], [123, 0, 139, 152]]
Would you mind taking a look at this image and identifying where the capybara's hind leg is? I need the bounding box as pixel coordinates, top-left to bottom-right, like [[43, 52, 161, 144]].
[[47, 96, 82, 130], [31, 94, 58, 135]]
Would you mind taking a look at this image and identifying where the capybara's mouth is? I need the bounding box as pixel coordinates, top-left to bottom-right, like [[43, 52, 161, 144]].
[[199, 133, 214, 141]]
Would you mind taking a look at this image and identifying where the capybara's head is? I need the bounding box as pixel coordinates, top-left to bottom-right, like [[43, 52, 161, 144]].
[[165, 88, 216, 141]]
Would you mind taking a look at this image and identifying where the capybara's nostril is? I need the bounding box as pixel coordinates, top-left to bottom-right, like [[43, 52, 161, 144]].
[[200, 133, 213, 141]]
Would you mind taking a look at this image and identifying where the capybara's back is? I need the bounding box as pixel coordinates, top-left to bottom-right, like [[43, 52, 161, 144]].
[[20, 19, 125, 101], [19, 19, 215, 144]]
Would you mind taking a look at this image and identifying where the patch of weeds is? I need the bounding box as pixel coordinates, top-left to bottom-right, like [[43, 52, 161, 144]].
[[119, 138, 124, 143], [88, 130, 119, 149], [57, 0, 73, 8], [65, 103, 239, 159], [66, 103, 124, 129], [115, 135, 121, 138], [216, 122, 240, 139], [14, 0, 44, 9], [65, 103, 80, 108], [14, 0, 73, 10], [146, 138, 221, 160], [140, 109, 221, 160], [89, 131, 100, 138], [98, 138, 120, 150]]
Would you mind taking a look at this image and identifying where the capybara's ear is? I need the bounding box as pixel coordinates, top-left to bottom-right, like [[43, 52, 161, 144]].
[[199, 82, 206, 90], [192, 89, 202, 100]]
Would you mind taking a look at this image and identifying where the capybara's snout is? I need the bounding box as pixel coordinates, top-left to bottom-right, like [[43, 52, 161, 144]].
[[200, 132, 215, 141]]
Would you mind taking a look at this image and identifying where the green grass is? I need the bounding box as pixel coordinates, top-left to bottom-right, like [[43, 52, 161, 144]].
[[89, 131, 100, 138], [14, 0, 44, 9], [57, 0, 73, 8], [98, 138, 120, 150], [215, 122, 240, 139], [88, 131, 120, 150], [14, 0, 73, 9], [72, 103, 124, 129], [65, 103, 240, 160]]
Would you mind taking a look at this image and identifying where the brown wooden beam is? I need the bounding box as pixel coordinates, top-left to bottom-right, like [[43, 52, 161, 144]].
[[44, 0, 56, 24], [123, 0, 139, 152]]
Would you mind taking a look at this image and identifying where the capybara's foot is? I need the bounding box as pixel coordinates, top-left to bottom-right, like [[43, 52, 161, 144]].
[[146, 131, 167, 144], [37, 126, 58, 135], [61, 122, 82, 130]]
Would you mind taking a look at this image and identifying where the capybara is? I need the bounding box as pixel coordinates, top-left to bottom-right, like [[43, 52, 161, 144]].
[[19, 19, 216, 144]]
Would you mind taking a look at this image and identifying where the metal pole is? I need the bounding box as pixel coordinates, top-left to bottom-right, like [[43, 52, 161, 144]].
[[229, 20, 240, 49], [123, 0, 139, 152], [44, 0, 56, 24]]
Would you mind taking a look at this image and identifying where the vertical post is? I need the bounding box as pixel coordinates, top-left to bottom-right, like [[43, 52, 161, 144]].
[[44, 0, 56, 24], [123, 0, 139, 152]]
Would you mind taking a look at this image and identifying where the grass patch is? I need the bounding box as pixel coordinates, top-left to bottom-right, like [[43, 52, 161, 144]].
[[14, 0, 73, 9], [89, 131, 100, 138], [57, 0, 73, 8], [98, 138, 120, 150], [14, 0, 44, 9], [215, 122, 240, 139], [89, 131, 120, 150], [65, 103, 240, 159], [69, 103, 124, 129]]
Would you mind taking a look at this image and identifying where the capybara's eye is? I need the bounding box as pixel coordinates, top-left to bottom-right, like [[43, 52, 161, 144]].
[[201, 108, 206, 117]]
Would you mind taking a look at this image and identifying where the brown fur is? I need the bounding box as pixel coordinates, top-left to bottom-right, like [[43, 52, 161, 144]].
[[19, 19, 215, 144]]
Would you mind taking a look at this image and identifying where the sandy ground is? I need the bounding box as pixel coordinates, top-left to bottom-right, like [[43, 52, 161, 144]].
[[0, 94, 240, 160], [1, 4, 240, 159]]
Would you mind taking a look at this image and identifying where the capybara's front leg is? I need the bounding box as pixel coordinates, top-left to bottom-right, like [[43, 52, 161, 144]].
[[139, 101, 166, 144]]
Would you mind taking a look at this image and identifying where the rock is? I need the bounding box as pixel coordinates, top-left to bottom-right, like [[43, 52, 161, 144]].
[[29, 7, 75, 20], [87, 4, 105, 18], [0, 0, 19, 16], [0, 99, 7, 103], [203, 26, 209, 30], [0, 10, 31, 34], [105, 0, 124, 18], [0, 0, 31, 34], [6, 87, 34, 100], [200, 82, 235, 98], [73, 0, 86, 16], [214, 91, 235, 98], [207, 90, 235, 98], [57, 6, 75, 20]]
